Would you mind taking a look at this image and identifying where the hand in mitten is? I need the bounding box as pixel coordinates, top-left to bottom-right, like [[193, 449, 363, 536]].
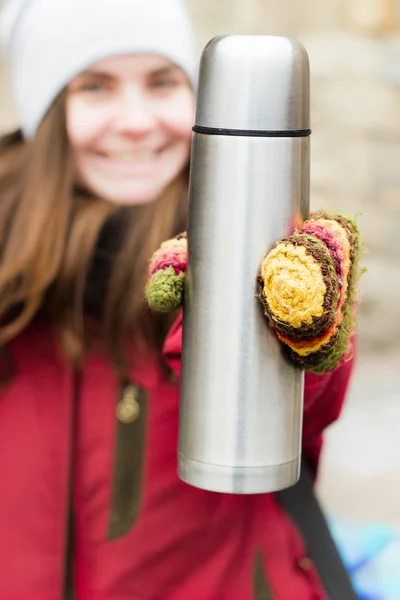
[[257, 212, 362, 374], [146, 233, 188, 312]]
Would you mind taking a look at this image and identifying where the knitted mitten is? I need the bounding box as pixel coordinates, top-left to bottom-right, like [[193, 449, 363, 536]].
[[256, 212, 362, 373], [146, 232, 188, 312]]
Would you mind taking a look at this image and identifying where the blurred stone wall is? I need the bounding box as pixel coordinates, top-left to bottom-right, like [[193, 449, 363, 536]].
[[2, 0, 400, 354]]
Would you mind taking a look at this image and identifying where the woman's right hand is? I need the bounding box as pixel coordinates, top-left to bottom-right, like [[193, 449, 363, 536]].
[[146, 232, 187, 312]]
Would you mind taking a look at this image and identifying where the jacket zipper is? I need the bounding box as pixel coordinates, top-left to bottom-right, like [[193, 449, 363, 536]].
[[253, 551, 275, 600], [64, 507, 74, 600], [108, 381, 147, 540]]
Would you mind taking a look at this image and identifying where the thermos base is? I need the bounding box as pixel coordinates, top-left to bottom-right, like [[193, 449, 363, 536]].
[[178, 455, 300, 494]]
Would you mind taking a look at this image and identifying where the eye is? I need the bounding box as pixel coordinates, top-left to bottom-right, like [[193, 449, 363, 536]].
[[151, 78, 180, 90], [79, 81, 108, 93], [68, 74, 113, 95]]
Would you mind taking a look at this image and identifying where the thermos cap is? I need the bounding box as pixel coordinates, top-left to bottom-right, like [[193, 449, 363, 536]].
[[194, 35, 310, 133]]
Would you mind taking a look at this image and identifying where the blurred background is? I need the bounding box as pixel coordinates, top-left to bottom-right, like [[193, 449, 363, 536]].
[[1, 0, 399, 527]]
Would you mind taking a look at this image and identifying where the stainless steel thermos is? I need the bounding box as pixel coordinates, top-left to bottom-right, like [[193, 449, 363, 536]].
[[179, 35, 310, 494]]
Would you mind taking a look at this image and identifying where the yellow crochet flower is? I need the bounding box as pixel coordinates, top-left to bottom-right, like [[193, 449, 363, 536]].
[[260, 243, 326, 328]]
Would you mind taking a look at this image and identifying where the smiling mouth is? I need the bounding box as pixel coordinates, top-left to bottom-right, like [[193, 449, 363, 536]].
[[100, 150, 161, 162]]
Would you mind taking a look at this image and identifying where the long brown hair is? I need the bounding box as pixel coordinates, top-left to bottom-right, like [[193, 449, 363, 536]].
[[0, 92, 188, 376]]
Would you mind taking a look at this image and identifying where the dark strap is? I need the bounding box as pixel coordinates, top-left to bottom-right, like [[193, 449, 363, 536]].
[[277, 460, 360, 600]]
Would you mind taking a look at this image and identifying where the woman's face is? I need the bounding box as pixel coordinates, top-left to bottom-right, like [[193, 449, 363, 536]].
[[66, 54, 195, 205]]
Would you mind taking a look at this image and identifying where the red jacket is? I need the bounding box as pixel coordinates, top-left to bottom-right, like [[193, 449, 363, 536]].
[[0, 314, 354, 600]]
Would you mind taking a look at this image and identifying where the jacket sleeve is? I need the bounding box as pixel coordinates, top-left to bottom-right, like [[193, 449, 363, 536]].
[[162, 312, 184, 377], [301, 339, 356, 477]]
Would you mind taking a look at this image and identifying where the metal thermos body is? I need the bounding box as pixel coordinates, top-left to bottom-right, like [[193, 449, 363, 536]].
[[179, 35, 310, 494]]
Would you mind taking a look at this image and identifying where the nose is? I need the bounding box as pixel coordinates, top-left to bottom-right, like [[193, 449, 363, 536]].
[[114, 87, 156, 136]]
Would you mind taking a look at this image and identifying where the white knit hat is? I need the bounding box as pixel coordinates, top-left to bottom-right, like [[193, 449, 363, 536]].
[[0, 0, 198, 138]]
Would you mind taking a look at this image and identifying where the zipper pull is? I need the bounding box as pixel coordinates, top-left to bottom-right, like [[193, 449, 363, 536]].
[[117, 383, 140, 424]]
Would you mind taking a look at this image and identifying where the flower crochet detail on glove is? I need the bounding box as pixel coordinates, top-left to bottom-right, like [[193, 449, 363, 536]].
[[146, 213, 362, 374]]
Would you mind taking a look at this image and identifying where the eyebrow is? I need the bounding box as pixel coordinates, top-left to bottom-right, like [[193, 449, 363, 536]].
[[150, 66, 181, 76], [79, 65, 181, 79], [78, 70, 112, 79]]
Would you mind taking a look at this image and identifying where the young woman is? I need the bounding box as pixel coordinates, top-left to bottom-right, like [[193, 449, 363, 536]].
[[0, 0, 359, 598]]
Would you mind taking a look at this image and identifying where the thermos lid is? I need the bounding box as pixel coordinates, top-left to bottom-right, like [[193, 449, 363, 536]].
[[194, 35, 310, 133]]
